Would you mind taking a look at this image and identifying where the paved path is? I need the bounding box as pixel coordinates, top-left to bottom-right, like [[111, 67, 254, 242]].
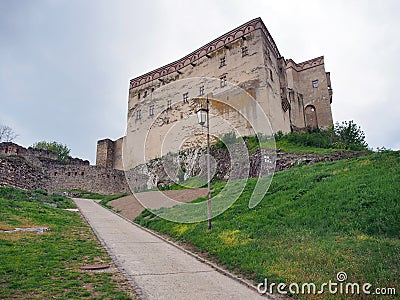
[[74, 198, 267, 300]]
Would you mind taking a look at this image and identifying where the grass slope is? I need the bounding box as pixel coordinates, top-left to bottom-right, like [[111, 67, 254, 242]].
[[135, 151, 400, 299], [0, 188, 135, 299]]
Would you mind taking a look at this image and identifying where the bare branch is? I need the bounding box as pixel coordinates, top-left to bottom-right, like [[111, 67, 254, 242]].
[[0, 125, 18, 142]]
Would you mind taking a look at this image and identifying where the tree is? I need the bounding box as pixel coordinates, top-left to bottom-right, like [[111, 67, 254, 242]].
[[334, 120, 368, 151], [32, 141, 71, 163], [0, 125, 18, 142]]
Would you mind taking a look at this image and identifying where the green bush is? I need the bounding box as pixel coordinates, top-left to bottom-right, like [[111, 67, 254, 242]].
[[274, 121, 369, 151], [333, 120, 368, 151], [214, 132, 238, 149]]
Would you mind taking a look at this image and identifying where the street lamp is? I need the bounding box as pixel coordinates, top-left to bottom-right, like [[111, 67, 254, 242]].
[[196, 97, 212, 230]]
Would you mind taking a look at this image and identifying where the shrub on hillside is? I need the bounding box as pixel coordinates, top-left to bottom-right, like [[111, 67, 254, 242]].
[[274, 120, 369, 151]]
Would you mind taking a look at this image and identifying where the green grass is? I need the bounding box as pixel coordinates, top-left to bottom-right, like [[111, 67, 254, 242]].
[[162, 177, 208, 190], [0, 188, 75, 209], [135, 151, 400, 299], [275, 139, 341, 154], [66, 189, 127, 200], [0, 187, 135, 299]]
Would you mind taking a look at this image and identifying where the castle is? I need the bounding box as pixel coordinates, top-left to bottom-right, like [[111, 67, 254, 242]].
[[96, 17, 333, 171]]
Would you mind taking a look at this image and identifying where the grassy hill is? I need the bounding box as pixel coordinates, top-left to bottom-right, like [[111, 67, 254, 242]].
[[0, 188, 136, 299], [135, 151, 400, 299]]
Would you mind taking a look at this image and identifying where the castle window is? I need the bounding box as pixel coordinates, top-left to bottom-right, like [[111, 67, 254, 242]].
[[143, 91, 148, 98], [81, 172, 84, 176], [149, 105, 154, 116], [183, 92, 189, 103], [219, 56, 226, 68], [151, 87, 154, 92], [5, 147, 8, 154], [136, 109, 141, 120], [241, 46, 248, 57], [220, 75, 227, 87], [199, 86, 204, 96], [269, 69, 273, 81], [312, 80, 319, 88], [138, 92, 141, 99], [167, 100, 172, 109]]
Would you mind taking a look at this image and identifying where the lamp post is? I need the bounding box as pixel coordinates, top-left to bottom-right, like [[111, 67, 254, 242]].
[[196, 97, 212, 230]]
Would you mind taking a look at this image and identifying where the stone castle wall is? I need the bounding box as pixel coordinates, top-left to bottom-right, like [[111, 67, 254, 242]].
[[125, 144, 364, 192], [0, 142, 129, 195], [96, 17, 334, 170]]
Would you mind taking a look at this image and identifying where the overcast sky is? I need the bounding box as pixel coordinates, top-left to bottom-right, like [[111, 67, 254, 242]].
[[1, 0, 399, 163]]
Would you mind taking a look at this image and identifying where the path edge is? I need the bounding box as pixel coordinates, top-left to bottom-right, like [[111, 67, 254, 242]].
[[73, 198, 149, 300], [94, 199, 282, 300]]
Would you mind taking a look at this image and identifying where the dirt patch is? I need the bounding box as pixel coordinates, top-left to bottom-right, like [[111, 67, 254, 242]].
[[161, 188, 208, 203], [108, 188, 208, 220], [107, 195, 145, 220]]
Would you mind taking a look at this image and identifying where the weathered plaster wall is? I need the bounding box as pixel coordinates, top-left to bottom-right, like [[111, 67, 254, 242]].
[[285, 57, 333, 129], [96, 17, 334, 170]]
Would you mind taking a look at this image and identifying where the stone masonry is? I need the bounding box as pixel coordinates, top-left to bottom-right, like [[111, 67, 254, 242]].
[[0, 142, 129, 195]]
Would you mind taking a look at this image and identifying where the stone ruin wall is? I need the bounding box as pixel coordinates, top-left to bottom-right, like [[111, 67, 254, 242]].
[[126, 144, 364, 192], [0, 142, 129, 195], [0, 142, 365, 196]]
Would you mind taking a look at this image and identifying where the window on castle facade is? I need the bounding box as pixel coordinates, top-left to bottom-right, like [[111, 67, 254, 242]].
[[199, 86, 204, 96], [219, 56, 226, 68], [220, 75, 227, 88], [241, 46, 248, 57], [312, 80, 319, 88], [143, 91, 147, 98], [149, 105, 154, 116], [269, 69, 273, 81], [183, 92, 189, 103], [138, 92, 141, 99], [136, 109, 141, 120], [167, 99, 172, 109]]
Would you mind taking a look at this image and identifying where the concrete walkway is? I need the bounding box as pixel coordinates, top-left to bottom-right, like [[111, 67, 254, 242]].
[[74, 198, 268, 300]]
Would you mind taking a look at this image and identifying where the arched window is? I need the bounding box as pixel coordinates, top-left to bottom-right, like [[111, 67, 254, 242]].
[[304, 105, 318, 128]]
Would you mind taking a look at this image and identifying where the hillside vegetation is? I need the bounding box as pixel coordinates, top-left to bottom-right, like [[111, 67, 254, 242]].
[[135, 151, 399, 299]]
